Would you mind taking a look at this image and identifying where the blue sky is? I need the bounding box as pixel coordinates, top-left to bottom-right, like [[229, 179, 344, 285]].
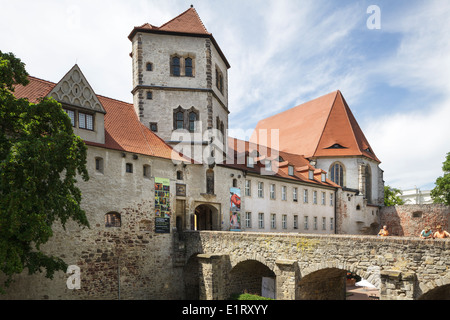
[[1, 0, 449, 191]]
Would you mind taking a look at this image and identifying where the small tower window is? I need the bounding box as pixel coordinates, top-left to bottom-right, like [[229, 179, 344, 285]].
[[143, 164, 151, 179], [176, 111, 184, 129], [185, 57, 193, 77], [171, 56, 180, 76], [146, 91, 153, 100], [189, 112, 197, 132], [146, 62, 153, 71], [150, 122, 158, 132]]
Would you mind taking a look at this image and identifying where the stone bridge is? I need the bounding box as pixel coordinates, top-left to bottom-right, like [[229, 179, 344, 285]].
[[178, 231, 450, 300]]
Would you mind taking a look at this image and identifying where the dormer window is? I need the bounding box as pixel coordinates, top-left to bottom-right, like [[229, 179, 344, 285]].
[[321, 173, 326, 182], [78, 112, 94, 131], [327, 144, 346, 149], [309, 170, 314, 180], [247, 156, 254, 168], [288, 165, 294, 176]]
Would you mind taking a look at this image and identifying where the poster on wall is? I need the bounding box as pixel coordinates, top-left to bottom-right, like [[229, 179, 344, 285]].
[[230, 187, 241, 231], [155, 177, 171, 233]]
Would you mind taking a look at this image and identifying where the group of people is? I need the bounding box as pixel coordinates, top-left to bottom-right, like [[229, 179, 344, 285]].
[[420, 225, 450, 239], [377, 224, 450, 239]]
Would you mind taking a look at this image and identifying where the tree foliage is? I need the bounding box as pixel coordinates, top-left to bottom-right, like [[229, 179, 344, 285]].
[[384, 185, 405, 206], [0, 51, 89, 291], [431, 152, 450, 206]]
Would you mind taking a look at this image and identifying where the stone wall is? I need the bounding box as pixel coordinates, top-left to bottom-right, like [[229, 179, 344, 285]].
[[380, 204, 450, 237], [183, 231, 450, 300]]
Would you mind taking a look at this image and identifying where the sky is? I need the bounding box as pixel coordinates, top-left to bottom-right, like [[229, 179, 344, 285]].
[[1, 0, 449, 191]]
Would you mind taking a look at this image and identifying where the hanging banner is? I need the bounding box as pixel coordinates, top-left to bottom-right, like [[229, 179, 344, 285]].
[[230, 187, 241, 231], [155, 177, 171, 233]]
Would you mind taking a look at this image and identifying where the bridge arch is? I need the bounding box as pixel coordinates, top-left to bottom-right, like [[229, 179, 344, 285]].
[[418, 283, 450, 300], [228, 259, 276, 298]]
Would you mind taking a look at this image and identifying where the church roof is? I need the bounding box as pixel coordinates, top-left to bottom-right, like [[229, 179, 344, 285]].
[[252, 90, 380, 163], [128, 6, 230, 68], [13, 75, 187, 162]]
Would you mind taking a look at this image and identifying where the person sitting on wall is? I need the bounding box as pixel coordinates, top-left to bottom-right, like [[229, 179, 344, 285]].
[[420, 226, 434, 239], [378, 225, 389, 237], [433, 225, 450, 239]]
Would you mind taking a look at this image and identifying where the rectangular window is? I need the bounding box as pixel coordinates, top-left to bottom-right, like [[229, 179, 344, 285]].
[[245, 180, 251, 196], [314, 217, 318, 230], [64, 109, 75, 127], [313, 191, 317, 204], [322, 217, 326, 230], [271, 214, 276, 229], [282, 215, 287, 229], [126, 163, 133, 173], [330, 218, 334, 230], [95, 157, 103, 173], [258, 213, 264, 229], [293, 187, 298, 202], [322, 192, 326, 205], [270, 184, 276, 199], [309, 170, 314, 180], [79, 112, 94, 130], [304, 189, 308, 203], [245, 212, 252, 228], [281, 186, 287, 201], [304, 216, 309, 230], [258, 182, 264, 198], [330, 193, 334, 206], [288, 165, 294, 176], [293, 215, 298, 229], [247, 156, 254, 168]]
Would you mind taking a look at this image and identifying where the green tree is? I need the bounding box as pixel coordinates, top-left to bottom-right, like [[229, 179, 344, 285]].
[[431, 152, 450, 205], [0, 51, 89, 292], [384, 185, 405, 206]]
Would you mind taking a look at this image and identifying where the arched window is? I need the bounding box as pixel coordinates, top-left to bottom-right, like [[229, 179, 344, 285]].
[[189, 112, 197, 132], [176, 111, 184, 129], [329, 162, 345, 187], [185, 57, 193, 77], [105, 212, 121, 228], [171, 56, 180, 76]]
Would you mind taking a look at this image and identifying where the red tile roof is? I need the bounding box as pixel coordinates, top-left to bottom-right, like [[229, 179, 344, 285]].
[[128, 7, 230, 69], [252, 90, 380, 163], [13, 76, 187, 162], [224, 137, 340, 188]]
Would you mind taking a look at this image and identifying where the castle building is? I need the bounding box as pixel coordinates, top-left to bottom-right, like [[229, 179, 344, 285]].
[[2, 6, 383, 299]]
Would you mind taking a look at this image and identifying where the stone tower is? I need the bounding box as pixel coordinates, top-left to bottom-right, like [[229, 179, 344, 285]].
[[128, 6, 230, 164]]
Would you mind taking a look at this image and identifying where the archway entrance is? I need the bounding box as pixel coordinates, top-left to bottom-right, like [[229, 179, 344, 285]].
[[229, 260, 276, 299], [194, 204, 219, 231]]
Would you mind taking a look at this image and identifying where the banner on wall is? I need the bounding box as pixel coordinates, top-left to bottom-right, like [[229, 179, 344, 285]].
[[155, 177, 171, 233], [230, 187, 241, 231]]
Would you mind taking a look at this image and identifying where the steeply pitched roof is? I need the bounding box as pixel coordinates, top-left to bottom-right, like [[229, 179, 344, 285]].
[[158, 7, 210, 35], [224, 137, 340, 188], [252, 90, 380, 163], [128, 6, 230, 69], [13, 75, 187, 162]]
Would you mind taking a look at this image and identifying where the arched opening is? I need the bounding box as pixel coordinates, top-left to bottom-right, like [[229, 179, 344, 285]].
[[365, 165, 372, 203], [298, 268, 380, 300], [183, 254, 200, 300], [194, 204, 219, 231], [418, 284, 450, 300], [329, 162, 345, 187], [228, 260, 276, 299]]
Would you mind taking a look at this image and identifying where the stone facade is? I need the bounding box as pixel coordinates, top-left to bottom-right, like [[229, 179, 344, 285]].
[[183, 231, 450, 300], [380, 204, 450, 237]]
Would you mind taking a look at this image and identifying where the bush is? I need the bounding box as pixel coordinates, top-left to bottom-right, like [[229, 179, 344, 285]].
[[228, 293, 274, 300]]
